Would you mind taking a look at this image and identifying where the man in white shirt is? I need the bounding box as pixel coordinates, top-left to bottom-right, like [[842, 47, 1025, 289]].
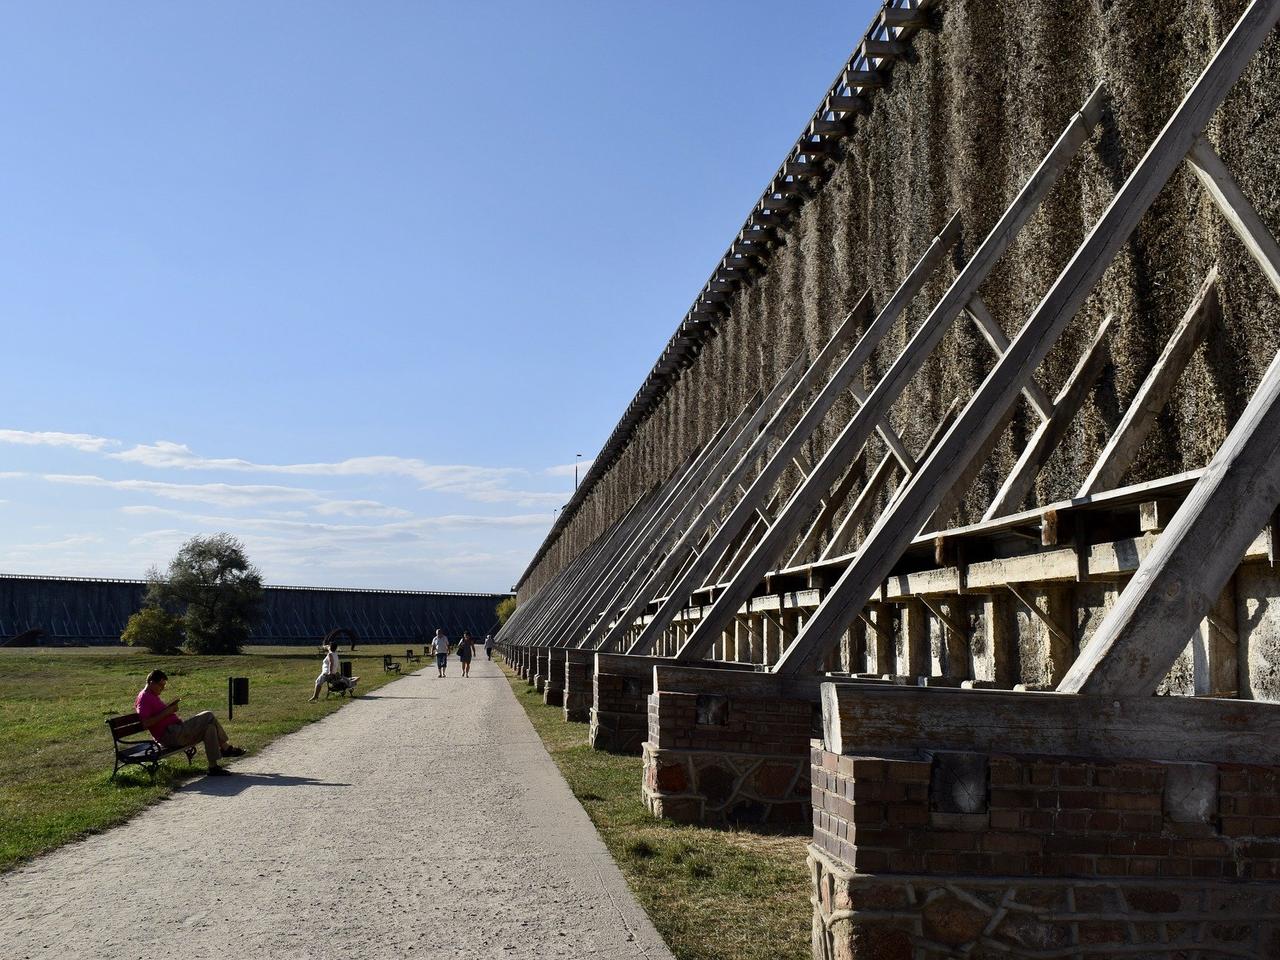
[[432, 628, 450, 677]]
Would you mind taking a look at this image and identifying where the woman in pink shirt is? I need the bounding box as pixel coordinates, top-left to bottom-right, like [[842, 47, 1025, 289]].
[[135, 669, 245, 776]]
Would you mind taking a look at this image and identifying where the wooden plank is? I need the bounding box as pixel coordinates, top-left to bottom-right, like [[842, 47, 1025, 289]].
[[1193, 579, 1239, 697], [820, 682, 1280, 765], [827, 95, 871, 115], [818, 399, 959, 563], [1078, 268, 1220, 496], [984, 315, 1114, 520], [656, 214, 964, 661], [1187, 135, 1280, 296], [786, 450, 868, 567], [778, 2, 1280, 677], [965, 295, 1054, 420], [848, 381, 916, 471]]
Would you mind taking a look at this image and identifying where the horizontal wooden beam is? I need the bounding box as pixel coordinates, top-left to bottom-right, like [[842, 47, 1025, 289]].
[[820, 682, 1280, 765]]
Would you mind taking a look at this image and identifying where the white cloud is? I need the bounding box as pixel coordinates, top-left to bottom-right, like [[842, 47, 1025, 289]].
[[109, 442, 565, 505], [45, 474, 324, 508], [312, 499, 412, 519], [0, 429, 117, 453], [545, 457, 594, 478]]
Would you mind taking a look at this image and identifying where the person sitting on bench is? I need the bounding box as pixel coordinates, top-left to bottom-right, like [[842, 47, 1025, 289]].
[[135, 669, 245, 777], [310, 642, 358, 700]]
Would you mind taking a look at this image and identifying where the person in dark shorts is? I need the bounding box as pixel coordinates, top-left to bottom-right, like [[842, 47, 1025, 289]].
[[483, 634, 494, 660], [457, 631, 475, 677], [432, 628, 450, 677]]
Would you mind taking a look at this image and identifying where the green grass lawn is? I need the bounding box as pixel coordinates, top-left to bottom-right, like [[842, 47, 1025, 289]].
[[0, 643, 413, 872], [498, 660, 812, 960]]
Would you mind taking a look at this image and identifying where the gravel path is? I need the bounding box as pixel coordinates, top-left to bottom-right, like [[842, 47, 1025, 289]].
[[0, 657, 674, 960]]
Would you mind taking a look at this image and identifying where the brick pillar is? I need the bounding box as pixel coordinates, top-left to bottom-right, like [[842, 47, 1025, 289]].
[[542, 647, 565, 707], [563, 649, 592, 722]]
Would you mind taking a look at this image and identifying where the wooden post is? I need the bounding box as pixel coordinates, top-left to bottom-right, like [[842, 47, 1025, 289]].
[[1193, 580, 1238, 698], [982, 592, 1019, 687], [900, 599, 930, 679]]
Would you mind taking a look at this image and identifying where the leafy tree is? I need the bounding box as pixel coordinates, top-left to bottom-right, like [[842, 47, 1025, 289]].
[[121, 606, 185, 654], [147, 534, 264, 654], [496, 596, 517, 626]]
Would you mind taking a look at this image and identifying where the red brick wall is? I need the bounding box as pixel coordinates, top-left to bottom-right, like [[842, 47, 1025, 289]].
[[811, 747, 1280, 882], [647, 690, 814, 754]]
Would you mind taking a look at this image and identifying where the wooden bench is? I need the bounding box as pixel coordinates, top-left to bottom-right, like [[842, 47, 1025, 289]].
[[325, 674, 359, 698], [405, 648, 421, 663], [106, 713, 196, 781], [383, 655, 401, 674]]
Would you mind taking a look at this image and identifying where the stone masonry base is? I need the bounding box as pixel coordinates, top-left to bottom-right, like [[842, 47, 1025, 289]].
[[643, 742, 810, 825], [808, 844, 1280, 959], [589, 708, 648, 754]]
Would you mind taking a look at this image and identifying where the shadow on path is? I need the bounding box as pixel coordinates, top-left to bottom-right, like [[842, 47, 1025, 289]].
[[182, 771, 351, 797]]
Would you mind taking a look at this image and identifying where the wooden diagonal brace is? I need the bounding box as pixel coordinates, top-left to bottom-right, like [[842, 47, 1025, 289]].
[[1078, 269, 1220, 497]]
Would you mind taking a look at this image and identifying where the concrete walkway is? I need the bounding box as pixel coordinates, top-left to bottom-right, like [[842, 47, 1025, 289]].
[[0, 657, 674, 960]]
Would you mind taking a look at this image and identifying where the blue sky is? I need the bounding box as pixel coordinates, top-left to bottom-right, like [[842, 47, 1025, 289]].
[[0, 1, 875, 591]]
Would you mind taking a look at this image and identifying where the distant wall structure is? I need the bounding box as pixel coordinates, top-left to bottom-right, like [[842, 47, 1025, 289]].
[[517, 0, 1280, 605], [0, 574, 508, 646]]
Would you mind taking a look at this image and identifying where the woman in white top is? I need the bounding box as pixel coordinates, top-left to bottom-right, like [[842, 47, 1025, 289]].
[[309, 643, 340, 701]]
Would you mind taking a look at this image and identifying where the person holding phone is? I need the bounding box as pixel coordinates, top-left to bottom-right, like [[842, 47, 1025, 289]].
[[134, 669, 245, 776]]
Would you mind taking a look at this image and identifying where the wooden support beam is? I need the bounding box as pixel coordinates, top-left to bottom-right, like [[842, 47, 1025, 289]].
[[881, 7, 926, 28], [1187, 136, 1280, 296], [779, 2, 1280, 677], [819, 682, 1280, 765], [1006, 583, 1074, 685], [965, 295, 1054, 421], [842, 68, 885, 88], [1061, 351, 1280, 694], [848, 381, 917, 472], [1078, 268, 1220, 496], [920, 596, 970, 680], [626, 219, 960, 660], [861, 38, 906, 59], [820, 399, 959, 562], [899, 599, 930, 678], [1193, 578, 1239, 697], [984, 315, 1114, 520], [827, 94, 871, 115], [786, 450, 868, 567], [982, 592, 1019, 687], [859, 602, 895, 675]]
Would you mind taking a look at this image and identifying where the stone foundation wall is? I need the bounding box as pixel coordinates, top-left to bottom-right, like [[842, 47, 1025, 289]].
[[809, 746, 1280, 958], [641, 689, 815, 824]]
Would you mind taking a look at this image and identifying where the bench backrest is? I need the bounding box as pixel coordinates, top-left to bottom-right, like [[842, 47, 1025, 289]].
[[107, 713, 146, 739]]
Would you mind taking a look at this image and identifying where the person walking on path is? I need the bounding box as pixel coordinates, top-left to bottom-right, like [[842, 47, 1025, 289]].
[[483, 634, 494, 660], [432, 628, 450, 677], [457, 631, 475, 677], [135, 669, 245, 776]]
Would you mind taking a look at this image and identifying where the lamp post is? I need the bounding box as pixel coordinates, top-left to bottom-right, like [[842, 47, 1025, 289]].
[[574, 452, 583, 491]]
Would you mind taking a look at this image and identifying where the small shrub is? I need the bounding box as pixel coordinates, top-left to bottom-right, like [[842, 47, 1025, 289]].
[[121, 607, 184, 655]]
